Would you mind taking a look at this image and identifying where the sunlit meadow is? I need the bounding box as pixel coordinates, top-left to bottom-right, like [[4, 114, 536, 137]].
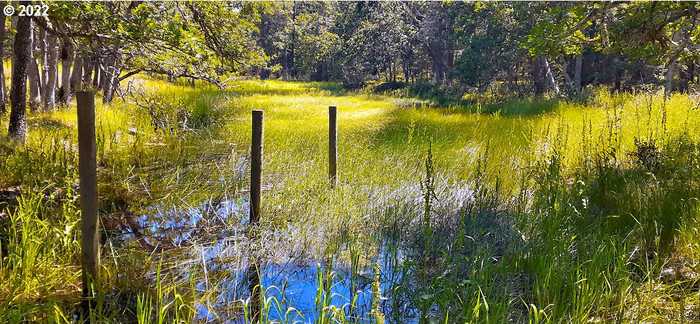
[[1, 77, 699, 322]]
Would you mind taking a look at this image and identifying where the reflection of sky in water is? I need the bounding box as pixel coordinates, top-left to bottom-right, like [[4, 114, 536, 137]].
[[129, 199, 387, 322], [262, 264, 373, 322], [126, 181, 482, 322], [137, 197, 248, 246], [194, 240, 415, 323]]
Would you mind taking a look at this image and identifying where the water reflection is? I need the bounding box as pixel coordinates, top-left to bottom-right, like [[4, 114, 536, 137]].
[[194, 241, 413, 323], [113, 180, 511, 323]]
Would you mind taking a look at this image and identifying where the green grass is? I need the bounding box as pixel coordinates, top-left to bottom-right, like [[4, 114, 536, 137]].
[[1, 77, 699, 322]]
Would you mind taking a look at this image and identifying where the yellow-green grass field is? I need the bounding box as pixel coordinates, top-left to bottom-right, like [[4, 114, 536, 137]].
[[1, 77, 699, 322]]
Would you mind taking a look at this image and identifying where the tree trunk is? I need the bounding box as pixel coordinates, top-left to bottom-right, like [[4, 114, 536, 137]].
[[60, 37, 73, 105], [28, 59, 41, 111], [574, 55, 582, 94], [430, 51, 447, 85], [28, 26, 41, 112], [71, 54, 83, 91], [612, 57, 622, 92], [387, 61, 393, 82], [98, 66, 105, 89], [679, 71, 688, 93], [507, 62, 519, 93], [0, 11, 6, 114], [402, 60, 410, 83], [282, 49, 289, 80], [101, 54, 120, 104], [664, 29, 687, 98], [83, 56, 93, 86], [92, 58, 101, 89], [44, 33, 57, 111], [39, 26, 48, 102], [8, 13, 32, 142], [532, 56, 546, 96], [289, 3, 297, 79], [543, 57, 560, 95], [424, 5, 451, 86], [665, 59, 675, 98]]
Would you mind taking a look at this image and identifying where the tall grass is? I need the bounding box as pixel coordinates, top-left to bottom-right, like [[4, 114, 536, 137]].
[[0, 77, 699, 322], [514, 131, 700, 322]]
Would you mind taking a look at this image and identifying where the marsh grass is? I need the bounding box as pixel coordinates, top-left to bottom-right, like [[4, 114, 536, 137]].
[[0, 78, 699, 322]]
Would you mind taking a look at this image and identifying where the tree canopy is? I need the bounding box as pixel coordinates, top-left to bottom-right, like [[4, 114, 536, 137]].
[[1, 0, 698, 127]]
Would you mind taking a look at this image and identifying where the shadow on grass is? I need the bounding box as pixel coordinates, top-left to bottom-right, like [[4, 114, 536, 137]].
[[305, 82, 348, 96], [420, 97, 562, 117], [369, 106, 536, 153], [371, 81, 563, 117], [27, 117, 71, 130], [227, 80, 349, 97], [477, 98, 561, 116]]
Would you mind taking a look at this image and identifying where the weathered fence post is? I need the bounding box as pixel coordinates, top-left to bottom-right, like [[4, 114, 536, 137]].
[[250, 110, 263, 224], [76, 90, 99, 309], [329, 106, 337, 187], [248, 110, 263, 322]]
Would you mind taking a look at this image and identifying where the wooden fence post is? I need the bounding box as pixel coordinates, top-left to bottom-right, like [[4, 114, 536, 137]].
[[248, 110, 264, 322], [76, 90, 99, 307], [329, 106, 337, 187], [250, 110, 263, 225]]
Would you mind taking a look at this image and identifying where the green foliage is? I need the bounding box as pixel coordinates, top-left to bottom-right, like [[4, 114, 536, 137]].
[[521, 3, 595, 57], [46, 1, 268, 88], [39, 1, 700, 98], [453, 3, 523, 89], [609, 3, 700, 64], [186, 2, 266, 73]]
